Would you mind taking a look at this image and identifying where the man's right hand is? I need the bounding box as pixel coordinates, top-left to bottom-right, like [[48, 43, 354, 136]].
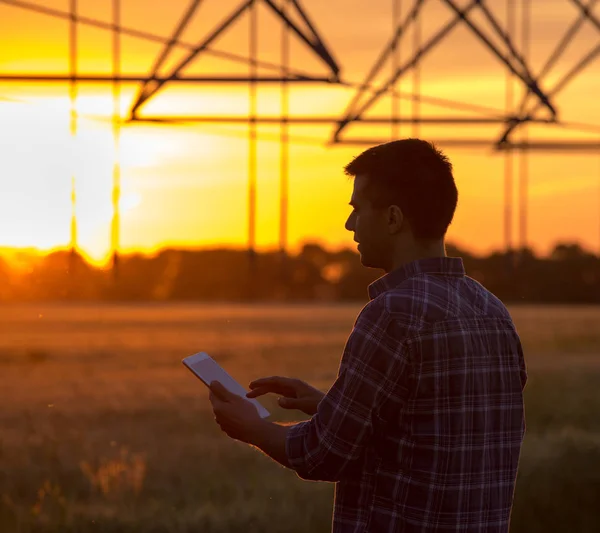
[[246, 376, 325, 416]]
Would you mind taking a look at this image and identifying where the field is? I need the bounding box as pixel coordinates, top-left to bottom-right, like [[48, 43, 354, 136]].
[[1, 303, 599, 532]]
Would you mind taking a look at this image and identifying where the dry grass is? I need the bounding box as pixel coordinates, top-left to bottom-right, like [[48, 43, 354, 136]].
[[0, 303, 599, 532]]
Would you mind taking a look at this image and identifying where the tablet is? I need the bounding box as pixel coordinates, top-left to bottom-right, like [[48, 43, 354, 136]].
[[182, 352, 270, 418]]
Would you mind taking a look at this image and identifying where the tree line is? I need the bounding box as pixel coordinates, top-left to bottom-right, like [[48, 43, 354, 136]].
[[0, 242, 598, 304]]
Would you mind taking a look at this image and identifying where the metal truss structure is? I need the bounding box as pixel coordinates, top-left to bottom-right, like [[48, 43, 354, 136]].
[[1, 0, 599, 277]]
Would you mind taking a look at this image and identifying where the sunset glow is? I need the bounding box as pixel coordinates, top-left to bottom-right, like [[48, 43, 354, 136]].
[[1, 0, 599, 265]]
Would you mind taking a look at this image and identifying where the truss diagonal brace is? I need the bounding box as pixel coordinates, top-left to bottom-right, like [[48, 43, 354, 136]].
[[571, 0, 600, 30], [129, 0, 205, 117], [441, 0, 556, 118], [129, 0, 253, 119], [331, 0, 480, 143], [335, 0, 426, 134], [262, 0, 340, 76], [476, 1, 532, 77], [498, 43, 600, 144], [498, 0, 600, 144]]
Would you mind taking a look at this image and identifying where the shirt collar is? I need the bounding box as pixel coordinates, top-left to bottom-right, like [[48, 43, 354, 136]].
[[368, 256, 465, 300]]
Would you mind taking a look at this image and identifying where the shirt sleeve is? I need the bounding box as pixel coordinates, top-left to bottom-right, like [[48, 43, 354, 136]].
[[285, 300, 410, 482]]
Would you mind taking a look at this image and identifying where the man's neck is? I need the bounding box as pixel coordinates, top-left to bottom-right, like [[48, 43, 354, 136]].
[[388, 240, 447, 273]]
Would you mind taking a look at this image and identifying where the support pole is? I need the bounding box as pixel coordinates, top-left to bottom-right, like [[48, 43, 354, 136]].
[[504, 0, 515, 253], [69, 0, 78, 278], [411, 3, 421, 138], [248, 0, 258, 298], [111, 0, 121, 278], [280, 0, 290, 292], [391, 0, 401, 140], [519, 0, 531, 252]]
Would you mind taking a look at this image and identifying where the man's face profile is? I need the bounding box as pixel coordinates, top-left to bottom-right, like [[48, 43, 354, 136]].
[[345, 174, 389, 270]]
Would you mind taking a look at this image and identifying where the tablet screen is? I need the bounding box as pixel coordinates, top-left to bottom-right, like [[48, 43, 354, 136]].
[[186, 355, 270, 418], [189, 357, 247, 397]]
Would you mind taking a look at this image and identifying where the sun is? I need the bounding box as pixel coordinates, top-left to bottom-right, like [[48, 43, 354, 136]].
[[0, 92, 198, 263]]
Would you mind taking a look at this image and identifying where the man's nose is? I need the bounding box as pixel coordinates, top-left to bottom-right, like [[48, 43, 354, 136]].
[[345, 214, 353, 232]]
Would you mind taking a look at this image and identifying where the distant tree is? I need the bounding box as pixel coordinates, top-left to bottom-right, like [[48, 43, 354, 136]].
[[551, 242, 593, 261]]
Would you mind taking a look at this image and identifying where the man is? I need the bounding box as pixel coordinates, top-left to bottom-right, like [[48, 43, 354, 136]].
[[209, 138, 527, 532]]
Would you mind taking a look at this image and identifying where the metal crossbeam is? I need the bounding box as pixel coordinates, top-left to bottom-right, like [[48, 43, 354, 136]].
[[335, 138, 600, 152], [0, 75, 334, 83], [131, 116, 554, 125]]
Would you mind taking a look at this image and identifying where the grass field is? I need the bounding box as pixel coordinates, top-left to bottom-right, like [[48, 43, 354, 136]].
[[1, 303, 599, 532]]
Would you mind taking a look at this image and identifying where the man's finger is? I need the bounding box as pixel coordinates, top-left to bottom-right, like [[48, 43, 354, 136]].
[[248, 376, 281, 389], [245, 386, 272, 398], [247, 383, 293, 397]]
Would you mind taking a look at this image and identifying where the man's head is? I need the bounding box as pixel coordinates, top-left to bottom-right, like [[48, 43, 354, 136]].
[[344, 138, 458, 272]]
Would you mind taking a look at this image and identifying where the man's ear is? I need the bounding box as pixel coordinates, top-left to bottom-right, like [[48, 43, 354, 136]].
[[387, 205, 404, 234]]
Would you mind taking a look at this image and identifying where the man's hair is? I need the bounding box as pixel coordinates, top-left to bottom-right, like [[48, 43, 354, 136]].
[[344, 138, 458, 241]]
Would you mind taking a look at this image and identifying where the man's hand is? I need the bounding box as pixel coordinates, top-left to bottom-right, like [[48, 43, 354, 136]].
[[209, 381, 267, 444], [246, 376, 325, 416]]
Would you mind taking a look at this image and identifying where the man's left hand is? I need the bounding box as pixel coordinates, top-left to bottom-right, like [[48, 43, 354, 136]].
[[209, 381, 266, 444]]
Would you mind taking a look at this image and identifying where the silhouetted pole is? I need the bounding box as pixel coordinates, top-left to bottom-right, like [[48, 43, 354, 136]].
[[518, 0, 532, 255], [411, 2, 421, 138], [391, 0, 401, 140], [280, 0, 290, 295], [69, 0, 78, 288], [248, 0, 258, 299], [111, 0, 121, 279], [504, 0, 514, 255]]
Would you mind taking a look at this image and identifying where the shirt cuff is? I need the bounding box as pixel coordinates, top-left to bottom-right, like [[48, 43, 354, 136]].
[[285, 420, 312, 473]]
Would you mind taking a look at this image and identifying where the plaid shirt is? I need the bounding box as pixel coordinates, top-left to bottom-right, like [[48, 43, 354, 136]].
[[286, 257, 527, 532]]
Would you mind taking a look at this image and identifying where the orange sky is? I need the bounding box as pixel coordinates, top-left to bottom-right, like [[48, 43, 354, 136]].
[[0, 0, 599, 265]]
